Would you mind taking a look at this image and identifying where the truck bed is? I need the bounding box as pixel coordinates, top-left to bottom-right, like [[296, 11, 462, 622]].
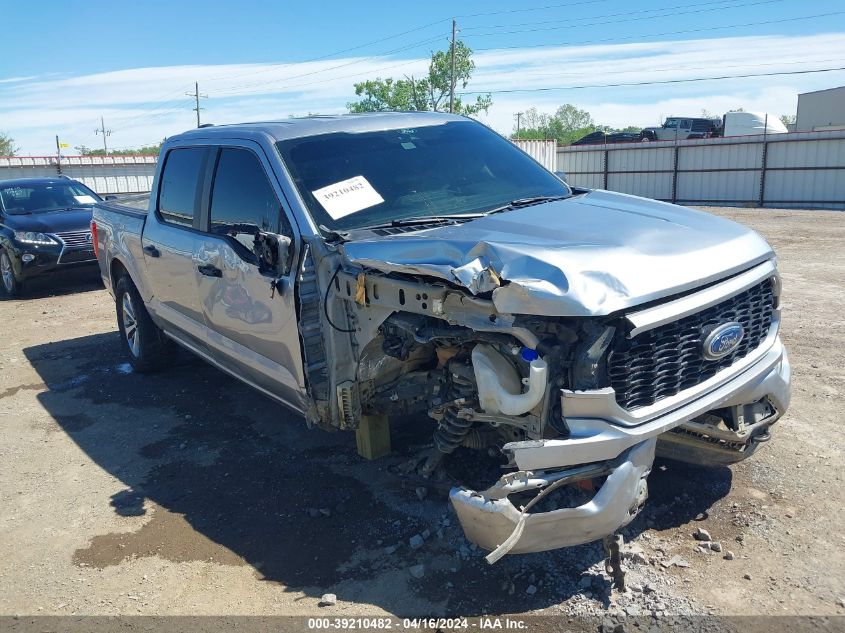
[[96, 193, 150, 217], [92, 195, 150, 297]]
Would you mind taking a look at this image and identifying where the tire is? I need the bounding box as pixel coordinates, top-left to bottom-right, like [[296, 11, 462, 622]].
[[0, 248, 21, 299], [640, 136, 651, 143], [115, 274, 173, 372]]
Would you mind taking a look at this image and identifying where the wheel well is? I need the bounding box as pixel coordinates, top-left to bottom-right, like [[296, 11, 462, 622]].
[[110, 257, 129, 290]]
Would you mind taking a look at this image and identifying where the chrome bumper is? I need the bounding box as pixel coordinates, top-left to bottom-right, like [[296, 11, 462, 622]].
[[450, 336, 791, 556]]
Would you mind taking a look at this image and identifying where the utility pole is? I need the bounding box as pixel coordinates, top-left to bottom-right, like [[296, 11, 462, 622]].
[[187, 82, 208, 127], [55, 135, 63, 175], [94, 116, 112, 155], [449, 19, 457, 114], [515, 112, 523, 139]]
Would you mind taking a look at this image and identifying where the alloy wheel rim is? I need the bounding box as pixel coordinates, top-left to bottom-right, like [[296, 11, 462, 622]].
[[1, 254, 13, 293], [122, 293, 140, 357]]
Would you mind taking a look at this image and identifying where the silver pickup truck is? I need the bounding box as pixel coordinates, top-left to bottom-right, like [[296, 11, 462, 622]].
[[92, 112, 790, 562]]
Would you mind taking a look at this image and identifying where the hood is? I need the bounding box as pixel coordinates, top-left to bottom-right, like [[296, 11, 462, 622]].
[[3, 208, 93, 234], [340, 190, 774, 317]]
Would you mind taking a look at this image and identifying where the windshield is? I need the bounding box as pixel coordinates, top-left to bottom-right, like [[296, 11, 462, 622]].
[[276, 120, 570, 231], [0, 181, 101, 215]]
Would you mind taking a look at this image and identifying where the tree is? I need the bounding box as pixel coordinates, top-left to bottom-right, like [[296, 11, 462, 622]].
[[511, 104, 599, 144], [780, 114, 796, 128], [76, 143, 163, 156], [0, 132, 18, 156], [347, 40, 492, 115]]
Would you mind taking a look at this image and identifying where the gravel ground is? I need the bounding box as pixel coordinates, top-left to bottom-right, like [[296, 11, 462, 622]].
[[0, 207, 843, 626]]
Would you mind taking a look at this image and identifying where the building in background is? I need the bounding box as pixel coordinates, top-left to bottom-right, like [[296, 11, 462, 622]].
[[795, 86, 845, 132]]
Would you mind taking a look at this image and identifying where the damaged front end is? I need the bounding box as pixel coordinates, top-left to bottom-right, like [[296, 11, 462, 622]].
[[298, 225, 790, 561], [452, 439, 654, 562]]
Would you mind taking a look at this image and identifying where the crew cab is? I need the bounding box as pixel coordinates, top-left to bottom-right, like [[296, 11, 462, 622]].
[[92, 113, 791, 561]]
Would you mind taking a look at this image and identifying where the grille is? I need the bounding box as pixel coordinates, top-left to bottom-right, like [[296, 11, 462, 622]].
[[607, 279, 775, 410], [55, 230, 92, 249], [58, 248, 96, 264]]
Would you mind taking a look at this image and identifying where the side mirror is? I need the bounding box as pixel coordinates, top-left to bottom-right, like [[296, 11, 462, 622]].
[[104, 195, 118, 201], [276, 234, 292, 275], [554, 170, 568, 184], [254, 231, 292, 276]]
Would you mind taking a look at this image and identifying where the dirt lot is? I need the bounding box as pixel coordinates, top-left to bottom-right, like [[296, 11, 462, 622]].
[[0, 208, 843, 626]]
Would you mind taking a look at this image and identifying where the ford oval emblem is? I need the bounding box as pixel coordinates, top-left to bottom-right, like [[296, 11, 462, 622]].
[[702, 322, 744, 360]]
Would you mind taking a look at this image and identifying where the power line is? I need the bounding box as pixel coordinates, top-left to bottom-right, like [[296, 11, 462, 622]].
[[202, 18, 450, 85], [210, 59, 425, 98], [470, 11, 845, 51], [513, 56, 843, 80], [74, 18, 451, 130], [210, 33, 449, 96], [461, 0, 785, 32], [457, 0, 611, 19], [116, 101, 197, 130], [105, 85, 195, 125], [458, 65, 845, 95], [102, 95, 197, 132]]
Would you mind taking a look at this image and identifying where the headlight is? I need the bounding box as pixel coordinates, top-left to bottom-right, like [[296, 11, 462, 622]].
[[14, 231, 57, 245]]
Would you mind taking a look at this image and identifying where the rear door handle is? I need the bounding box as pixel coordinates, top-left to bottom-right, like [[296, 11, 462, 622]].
[[197, 264, 222, 278], [142, 245, 160, 258]]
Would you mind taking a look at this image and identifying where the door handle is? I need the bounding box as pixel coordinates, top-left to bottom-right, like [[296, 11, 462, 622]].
[[143, 245, 160, 258], [197, 264, 222, 278]]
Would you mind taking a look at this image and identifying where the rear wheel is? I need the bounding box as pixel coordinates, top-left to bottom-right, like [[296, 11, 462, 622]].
[[0, 249, 21, 298], [115, 274, 173, 372]]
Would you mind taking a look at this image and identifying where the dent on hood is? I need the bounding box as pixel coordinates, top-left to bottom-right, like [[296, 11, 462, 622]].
[[339, 192, 774, 317]]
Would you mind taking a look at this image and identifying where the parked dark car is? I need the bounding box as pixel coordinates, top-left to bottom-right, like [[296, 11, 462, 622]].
[[0, 177, 102, 297], [571, 131, 641, 145]]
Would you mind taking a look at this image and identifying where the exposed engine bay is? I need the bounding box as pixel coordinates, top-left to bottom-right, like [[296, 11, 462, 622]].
[[295, 248, 789, 565]]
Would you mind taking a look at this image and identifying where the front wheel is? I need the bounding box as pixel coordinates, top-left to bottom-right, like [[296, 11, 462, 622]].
[[115, 275, 173, 372], [0, 248, 21, 298]]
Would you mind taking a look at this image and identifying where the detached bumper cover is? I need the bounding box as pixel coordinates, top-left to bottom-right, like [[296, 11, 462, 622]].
[[450, 336, 790, 556], [450, 440, 654, 554]]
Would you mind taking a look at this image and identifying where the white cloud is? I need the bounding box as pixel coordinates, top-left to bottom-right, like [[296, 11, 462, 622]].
[[2, 32, 844, 153]]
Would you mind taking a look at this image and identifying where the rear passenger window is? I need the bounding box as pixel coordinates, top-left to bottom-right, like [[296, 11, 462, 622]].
[[158, 148, 206, 227], [209, 148, 285, 252]]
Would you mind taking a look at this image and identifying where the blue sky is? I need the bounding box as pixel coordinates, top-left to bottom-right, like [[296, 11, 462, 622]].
[[2, 0, 844, 153]]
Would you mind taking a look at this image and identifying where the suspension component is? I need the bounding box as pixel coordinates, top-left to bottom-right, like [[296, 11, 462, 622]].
[[433, 407, 474, 453], [432, 361, 478, 454]]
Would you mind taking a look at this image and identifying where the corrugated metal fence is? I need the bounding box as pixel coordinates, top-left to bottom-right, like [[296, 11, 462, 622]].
[[5, 132, 844, 208], [513, 139, 558, 172], [557, 130, 845, 210], [0, 155, 157, 195]]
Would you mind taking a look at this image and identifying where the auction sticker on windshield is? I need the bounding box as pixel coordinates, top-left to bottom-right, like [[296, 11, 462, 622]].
[[312, 175, 384, 220]]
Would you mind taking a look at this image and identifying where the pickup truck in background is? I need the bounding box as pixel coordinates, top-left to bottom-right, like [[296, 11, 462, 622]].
[[92, 113, 791, 562]]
